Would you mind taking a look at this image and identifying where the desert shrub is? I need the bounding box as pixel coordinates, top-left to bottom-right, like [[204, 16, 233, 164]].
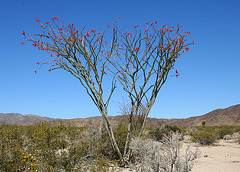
[[0, 125, 26, 171], [149, 125, 181, 141], [82, 119, 129, 160], [0, 122, 89, 171], [113, 121, 128, 154], [129, 132, 198, 172], [233, 126, 240, 133], [191, 128, 218, 145], [215, 126, 235, 139]]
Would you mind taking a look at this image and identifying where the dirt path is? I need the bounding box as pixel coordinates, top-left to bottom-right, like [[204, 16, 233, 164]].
[[192, 139, 240, 172]]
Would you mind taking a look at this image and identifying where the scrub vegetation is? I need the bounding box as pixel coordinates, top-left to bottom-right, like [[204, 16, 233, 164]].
[[1, 121, 239, 171]]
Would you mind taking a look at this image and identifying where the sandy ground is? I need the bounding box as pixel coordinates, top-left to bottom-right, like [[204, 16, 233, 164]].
[[119, 138, 240, 172], [191, 139, 240, 172]]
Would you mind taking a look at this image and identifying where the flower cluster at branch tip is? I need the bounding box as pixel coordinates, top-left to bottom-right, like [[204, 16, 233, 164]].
[[176, 70, 180, 78]]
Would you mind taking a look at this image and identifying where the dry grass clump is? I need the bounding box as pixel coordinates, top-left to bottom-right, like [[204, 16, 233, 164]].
[[129, 132, 198, 172]]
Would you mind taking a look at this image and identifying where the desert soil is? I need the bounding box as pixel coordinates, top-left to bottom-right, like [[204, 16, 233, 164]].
[[191, 139, 240, 172]]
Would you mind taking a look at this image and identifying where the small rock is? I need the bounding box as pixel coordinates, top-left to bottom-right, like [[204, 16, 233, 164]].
[[223, 135, 232, 140], [204, 155, 208, 157]]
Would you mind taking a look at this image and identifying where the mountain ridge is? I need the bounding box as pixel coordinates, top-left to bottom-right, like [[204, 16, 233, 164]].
[[1, 104, 240, 126]]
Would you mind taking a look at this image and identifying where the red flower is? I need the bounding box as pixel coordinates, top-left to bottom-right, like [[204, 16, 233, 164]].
[[114, 21, 117, 23], [51, 17, 59, 21], [134, 25, 139, 28], [34, 70, 37, 74], [155, 20, 158, 24], [108, 25, 110, 28], [146, 21, 149, 25], [44, 21, 50, 24], [40, 25, 43, 28], [32, 43, 38, 47], [185, 47, 190, 52], [35, 62, 40, 64], [21, 30, 26, 36], [135, 47, 140, 51], [86, 32, 90, 37], [35, 18, 39, 22], [73, 30, 78, 34], [186, 31, 191, 34], [90, 29, 96, 33], [119, 17, 122, 19], [48, 69, 52, 72], [55, 53, 60, 57], [21, 42, 24, 45], [145, 28, 149, 32]]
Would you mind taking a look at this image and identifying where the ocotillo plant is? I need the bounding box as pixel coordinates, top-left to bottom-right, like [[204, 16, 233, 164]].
[[21, 17, 193, 162], [108, 21, 194, 161]]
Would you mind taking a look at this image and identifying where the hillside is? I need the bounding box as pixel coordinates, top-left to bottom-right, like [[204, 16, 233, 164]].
[[0, 113, 54, 125], [1, 104, 240, 126], [174, 104, 240, 126]]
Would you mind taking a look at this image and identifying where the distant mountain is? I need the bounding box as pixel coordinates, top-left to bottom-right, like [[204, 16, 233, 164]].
[[49, 104, 240, 127], [1, 104, 240, 126], [170, 104, 240, 126], [0, 113, 54, 125]]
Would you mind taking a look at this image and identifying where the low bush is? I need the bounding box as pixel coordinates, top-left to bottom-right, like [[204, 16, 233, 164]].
[[191, 128, 218, 145], [215, 126, 236, 139], [129, 132, 198, 172], [149, 125, 181, 141]]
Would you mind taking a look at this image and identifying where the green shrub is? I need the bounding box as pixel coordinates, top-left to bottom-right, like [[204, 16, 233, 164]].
[[191, 128, 218, 145], [215, 126, 235, 139], [149, 125, 181, 141]]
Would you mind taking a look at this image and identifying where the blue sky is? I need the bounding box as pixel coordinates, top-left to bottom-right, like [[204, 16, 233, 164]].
[[0, 0, 239, 119]]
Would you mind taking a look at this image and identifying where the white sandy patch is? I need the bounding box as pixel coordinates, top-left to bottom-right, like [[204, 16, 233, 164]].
[[191, 139, 240, 172]]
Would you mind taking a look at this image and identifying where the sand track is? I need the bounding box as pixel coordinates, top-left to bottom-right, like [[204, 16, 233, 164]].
[[192, 139, 240, 172]]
